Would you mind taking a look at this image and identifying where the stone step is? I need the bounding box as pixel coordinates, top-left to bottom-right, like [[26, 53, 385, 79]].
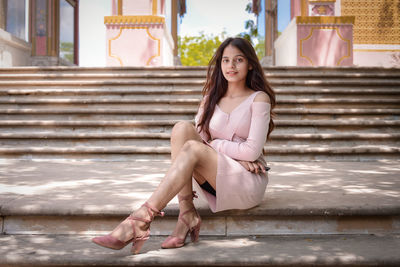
[[2, 234, 400, 267], [1, 160, 399, 231], [0, 144, 398, 155], [0, 234, 399, 267], [1, 87, 399, 96], [1, 132, 398, 140], [1, 113, 398, 121], [1, 107, 399, 116], [1, 78, 400, 87], [0, 67, 399, 78], [1, 104, 398, 114], [2, 94, 400, 104], [0, 86, 203, 95], [1, 141, 399, 155], [1, 119, 399, 128], [1, 65, 399, 72], [0, 68, 399, 77], [1, 119, 399, 130], [1, 97, 399, 105]]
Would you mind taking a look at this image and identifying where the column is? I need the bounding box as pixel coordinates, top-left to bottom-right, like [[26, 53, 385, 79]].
[[104, 0, 174, 66], [262, 0, 277, 66], [171, 0, 180, 65], [0, 0, 6, 30], [30, 0, 60, 66]]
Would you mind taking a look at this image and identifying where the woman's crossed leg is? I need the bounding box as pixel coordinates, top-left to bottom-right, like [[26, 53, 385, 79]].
[[108, 121, 218, 245]]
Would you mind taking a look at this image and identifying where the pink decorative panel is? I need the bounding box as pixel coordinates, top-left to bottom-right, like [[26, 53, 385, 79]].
[[297, 25, 353, 66], [310, 4, 335, 16], [35, 36, 47, 56], [106, 25, 163, 66]]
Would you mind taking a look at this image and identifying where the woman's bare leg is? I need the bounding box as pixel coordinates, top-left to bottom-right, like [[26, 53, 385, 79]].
[[146, 137, 217, 209], [151, 121, 213, 239], [109, 122, 217, 241]]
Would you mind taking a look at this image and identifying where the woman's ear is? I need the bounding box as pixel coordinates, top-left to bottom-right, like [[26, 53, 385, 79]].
[[249, 65, 253, 70]]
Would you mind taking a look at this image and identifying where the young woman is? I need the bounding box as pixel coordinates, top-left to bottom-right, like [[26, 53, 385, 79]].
[[92, 37, 276, 254]]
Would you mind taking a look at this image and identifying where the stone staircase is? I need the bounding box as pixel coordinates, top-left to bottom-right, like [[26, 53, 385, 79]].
[[0, 66, 400, 266], [0, 66, 399, 161]]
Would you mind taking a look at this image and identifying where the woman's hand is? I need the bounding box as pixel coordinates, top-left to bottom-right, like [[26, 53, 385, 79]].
[[237, 160, 266, 174]]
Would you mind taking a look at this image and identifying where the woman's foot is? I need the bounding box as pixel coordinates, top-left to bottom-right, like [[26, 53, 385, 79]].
[[92, 202, 164, 254], [108, 206, 150, 243], [161, 191, 201, 249]]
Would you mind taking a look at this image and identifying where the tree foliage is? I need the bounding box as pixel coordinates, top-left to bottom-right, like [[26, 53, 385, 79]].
[[178, 32, 226, 66], [238, 2, 258, 44], [178, 1, 268, 65], [60, 42, 74, 63]]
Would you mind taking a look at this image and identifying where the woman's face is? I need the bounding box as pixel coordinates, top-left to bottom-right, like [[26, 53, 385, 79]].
[[221, 44, 251, 84]]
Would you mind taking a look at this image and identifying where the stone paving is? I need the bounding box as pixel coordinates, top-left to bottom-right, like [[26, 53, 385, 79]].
[[1, 234, 399, 266]]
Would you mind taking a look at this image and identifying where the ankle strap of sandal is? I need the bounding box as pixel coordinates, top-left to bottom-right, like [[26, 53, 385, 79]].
[[142, 202, 165, 220], [178, 191, 198, 203]]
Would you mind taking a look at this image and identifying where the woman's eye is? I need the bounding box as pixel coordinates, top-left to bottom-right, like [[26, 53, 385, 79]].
[[222, 59, 229, 63], [237, 58, 243, 62]]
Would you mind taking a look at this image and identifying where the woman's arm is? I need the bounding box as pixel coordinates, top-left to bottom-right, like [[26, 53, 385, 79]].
[[210, 93, 271, 161]]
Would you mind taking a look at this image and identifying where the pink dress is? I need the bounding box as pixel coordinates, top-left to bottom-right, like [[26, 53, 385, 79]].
[[194, 91, 271, 212]]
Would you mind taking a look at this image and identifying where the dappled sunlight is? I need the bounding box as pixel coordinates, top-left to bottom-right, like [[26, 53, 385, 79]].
[[261, 161, 400, 212], [202, 237, 258, 248], [1, 234, 399, 265], [0, 160, 171, 214], [0, 160, 399, 216]]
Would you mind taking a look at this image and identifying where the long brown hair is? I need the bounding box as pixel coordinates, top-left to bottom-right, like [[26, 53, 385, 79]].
[[197, 37, 276, 140]]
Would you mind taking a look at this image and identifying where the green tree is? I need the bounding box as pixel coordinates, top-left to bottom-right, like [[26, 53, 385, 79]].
[[237, 2, 266, 60], [254, 37, 265, 59], [178, 32, 226, 66], [60, 42, 74, 63], [238, 2, 258, 42]]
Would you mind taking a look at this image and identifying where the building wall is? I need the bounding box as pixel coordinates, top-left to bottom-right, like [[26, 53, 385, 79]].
[[341, 0, 400, 67], [0, 28, 31, 67], [275, 18, 297, 66]]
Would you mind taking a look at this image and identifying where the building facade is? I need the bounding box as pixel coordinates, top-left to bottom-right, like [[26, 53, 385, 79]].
[[0, 0, 399, 67], [0, 0, 78, 67], [275, 0, 400, 67]]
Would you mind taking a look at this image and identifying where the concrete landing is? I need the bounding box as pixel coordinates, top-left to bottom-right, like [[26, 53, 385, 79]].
[[1, 160, 399, 217], [1, 234, 399, 266]]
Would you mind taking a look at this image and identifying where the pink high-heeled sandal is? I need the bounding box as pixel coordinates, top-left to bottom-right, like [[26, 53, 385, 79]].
[[92, 202, 164, 254], [161, 191, 201, 249]]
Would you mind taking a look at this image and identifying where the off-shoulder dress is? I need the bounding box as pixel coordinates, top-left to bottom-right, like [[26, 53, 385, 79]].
[[194, 91, 271, 212]]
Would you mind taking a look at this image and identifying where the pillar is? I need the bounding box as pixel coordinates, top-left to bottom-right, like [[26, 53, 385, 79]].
[[30, 0, 60, 66], [171, 0, 180, 65], [0, 0, 6, 30], [262, 0, 277, 66], [104, 0, 174, 66]]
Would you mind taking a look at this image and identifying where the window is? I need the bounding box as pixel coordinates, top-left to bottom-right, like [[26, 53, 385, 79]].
[[6, 0, 28, 41], [59, 0, 75, 63]]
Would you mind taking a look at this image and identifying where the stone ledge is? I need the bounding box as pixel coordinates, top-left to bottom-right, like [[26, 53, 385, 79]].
[[0, 161, 399, 217]]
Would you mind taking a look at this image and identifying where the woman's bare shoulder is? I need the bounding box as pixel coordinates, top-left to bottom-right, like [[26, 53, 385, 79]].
[[254, 91, 271, 103]]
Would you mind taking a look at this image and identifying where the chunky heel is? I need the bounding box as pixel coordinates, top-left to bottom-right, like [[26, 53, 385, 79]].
[[161, 191, 201, 249], [190, 224, 201, 243], [131, 238, 148, 254]]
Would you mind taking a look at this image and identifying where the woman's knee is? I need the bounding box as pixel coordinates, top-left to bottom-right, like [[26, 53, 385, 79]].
[[171, 121, 197, 142], [181, 140, 203, 159]]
